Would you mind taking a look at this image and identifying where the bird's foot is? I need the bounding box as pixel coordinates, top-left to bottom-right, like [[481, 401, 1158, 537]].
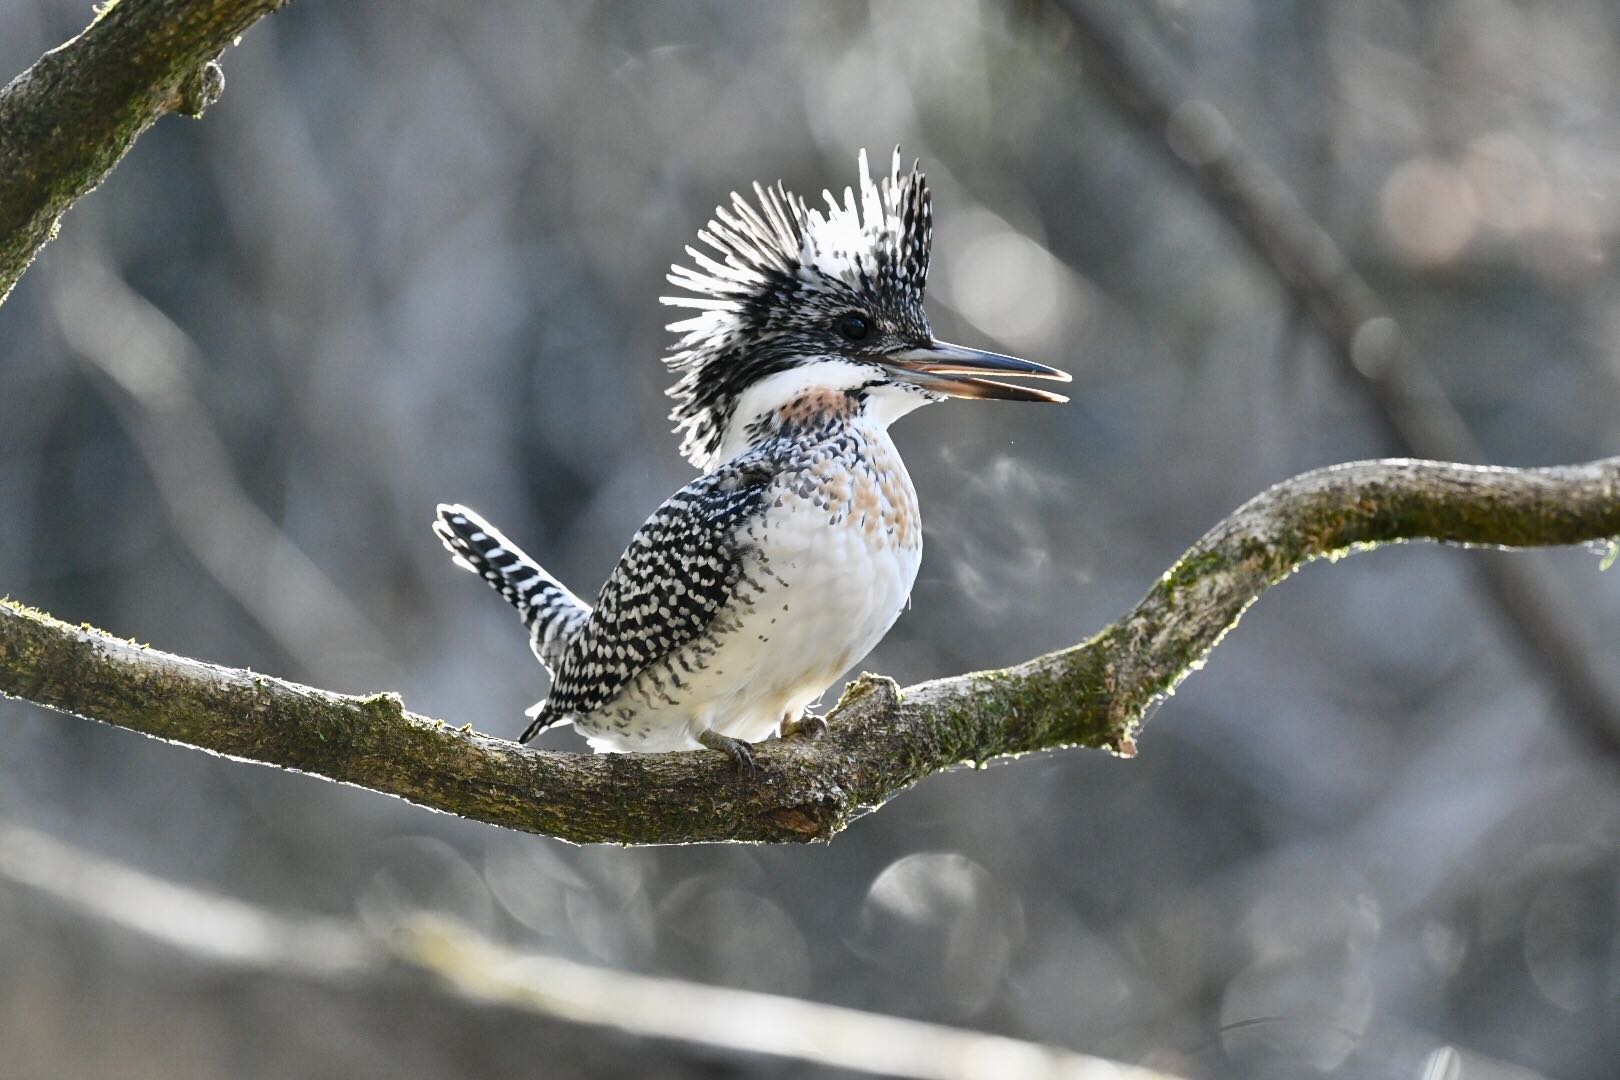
[[698, 729, 757, 776], [780, 710, 828, 741]]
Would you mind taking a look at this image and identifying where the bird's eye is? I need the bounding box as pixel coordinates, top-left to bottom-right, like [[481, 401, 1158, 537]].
[[836, 313, 870, 342]]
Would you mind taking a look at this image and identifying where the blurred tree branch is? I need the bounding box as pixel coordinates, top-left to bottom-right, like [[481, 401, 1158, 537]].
[[0, 0, 290, 305], [47, 246, 394, 683], [1039, 0, 1620, 760], [0, 820, 1172, 1080], [4, 457, 1617, 844]]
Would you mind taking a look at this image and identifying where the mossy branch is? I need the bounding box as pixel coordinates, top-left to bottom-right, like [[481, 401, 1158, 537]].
[[0, 0, 291, 305], [3, 457, 1617, 845]]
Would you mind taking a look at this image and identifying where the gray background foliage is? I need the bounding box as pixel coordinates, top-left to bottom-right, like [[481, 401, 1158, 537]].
[[2, 1, 1619, 1077]]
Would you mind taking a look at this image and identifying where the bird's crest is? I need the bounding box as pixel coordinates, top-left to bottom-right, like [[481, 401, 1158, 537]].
[[661, 149, 933, 470]]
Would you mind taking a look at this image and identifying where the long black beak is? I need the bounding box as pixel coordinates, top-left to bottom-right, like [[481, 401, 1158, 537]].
[[882, 341, 1071, 403]]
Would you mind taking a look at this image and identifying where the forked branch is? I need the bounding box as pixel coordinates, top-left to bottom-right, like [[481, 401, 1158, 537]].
[[2, 457, 1616, 844]]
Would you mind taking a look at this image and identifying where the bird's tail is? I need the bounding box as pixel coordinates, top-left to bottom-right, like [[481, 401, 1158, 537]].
[[518, 699, 557, 745], [434, 504, 589, 672]]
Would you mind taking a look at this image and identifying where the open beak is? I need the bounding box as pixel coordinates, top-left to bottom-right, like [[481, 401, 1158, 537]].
[[883, 341, 1071, 403]]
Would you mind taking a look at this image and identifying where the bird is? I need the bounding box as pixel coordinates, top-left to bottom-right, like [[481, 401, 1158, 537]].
[[434, 149, 1069, 770]]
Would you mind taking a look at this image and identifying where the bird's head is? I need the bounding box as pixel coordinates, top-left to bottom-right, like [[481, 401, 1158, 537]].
[[662, 149, 1069, 470]]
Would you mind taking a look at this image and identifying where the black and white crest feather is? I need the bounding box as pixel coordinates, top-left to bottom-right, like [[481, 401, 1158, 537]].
[[661, 148, 933, 470]]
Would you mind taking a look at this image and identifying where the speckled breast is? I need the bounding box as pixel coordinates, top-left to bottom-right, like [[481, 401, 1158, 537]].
[[723, 419, 923, 727], [575, 408, 924, 752]]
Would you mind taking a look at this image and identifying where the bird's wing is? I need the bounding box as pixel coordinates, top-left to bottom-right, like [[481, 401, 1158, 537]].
[[521, 450, 778, 741]]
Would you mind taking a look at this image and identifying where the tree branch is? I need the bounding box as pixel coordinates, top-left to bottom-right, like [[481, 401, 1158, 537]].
[[3, 457, 1616, 844], [0, 0, 291, 305]]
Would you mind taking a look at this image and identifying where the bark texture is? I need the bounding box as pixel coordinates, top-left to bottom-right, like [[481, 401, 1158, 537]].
[[3, 457, 1617, 845], [0, 0, 290, 304]]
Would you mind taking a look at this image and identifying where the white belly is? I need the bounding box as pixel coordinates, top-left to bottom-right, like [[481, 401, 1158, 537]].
[[578, 429, 922, 753], [709, 507, 920, 742]]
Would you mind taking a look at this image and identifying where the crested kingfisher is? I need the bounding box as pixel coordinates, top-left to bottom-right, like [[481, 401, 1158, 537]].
[[435, 150, 1069, 769]]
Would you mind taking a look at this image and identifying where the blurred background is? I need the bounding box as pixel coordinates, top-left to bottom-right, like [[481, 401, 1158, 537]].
[[3, 1, 1620, 1076]]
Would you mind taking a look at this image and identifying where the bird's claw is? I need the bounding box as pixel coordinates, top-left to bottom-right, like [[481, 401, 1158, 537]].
[[781, 711, 828, 741], [699, 729, 757, 777]]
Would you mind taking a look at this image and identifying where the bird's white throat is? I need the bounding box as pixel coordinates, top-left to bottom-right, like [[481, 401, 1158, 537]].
[[709, 358, 931, 471]]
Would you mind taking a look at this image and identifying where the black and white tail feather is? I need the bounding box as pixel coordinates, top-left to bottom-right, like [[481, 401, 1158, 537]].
[[433, 505, 590, 674]]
